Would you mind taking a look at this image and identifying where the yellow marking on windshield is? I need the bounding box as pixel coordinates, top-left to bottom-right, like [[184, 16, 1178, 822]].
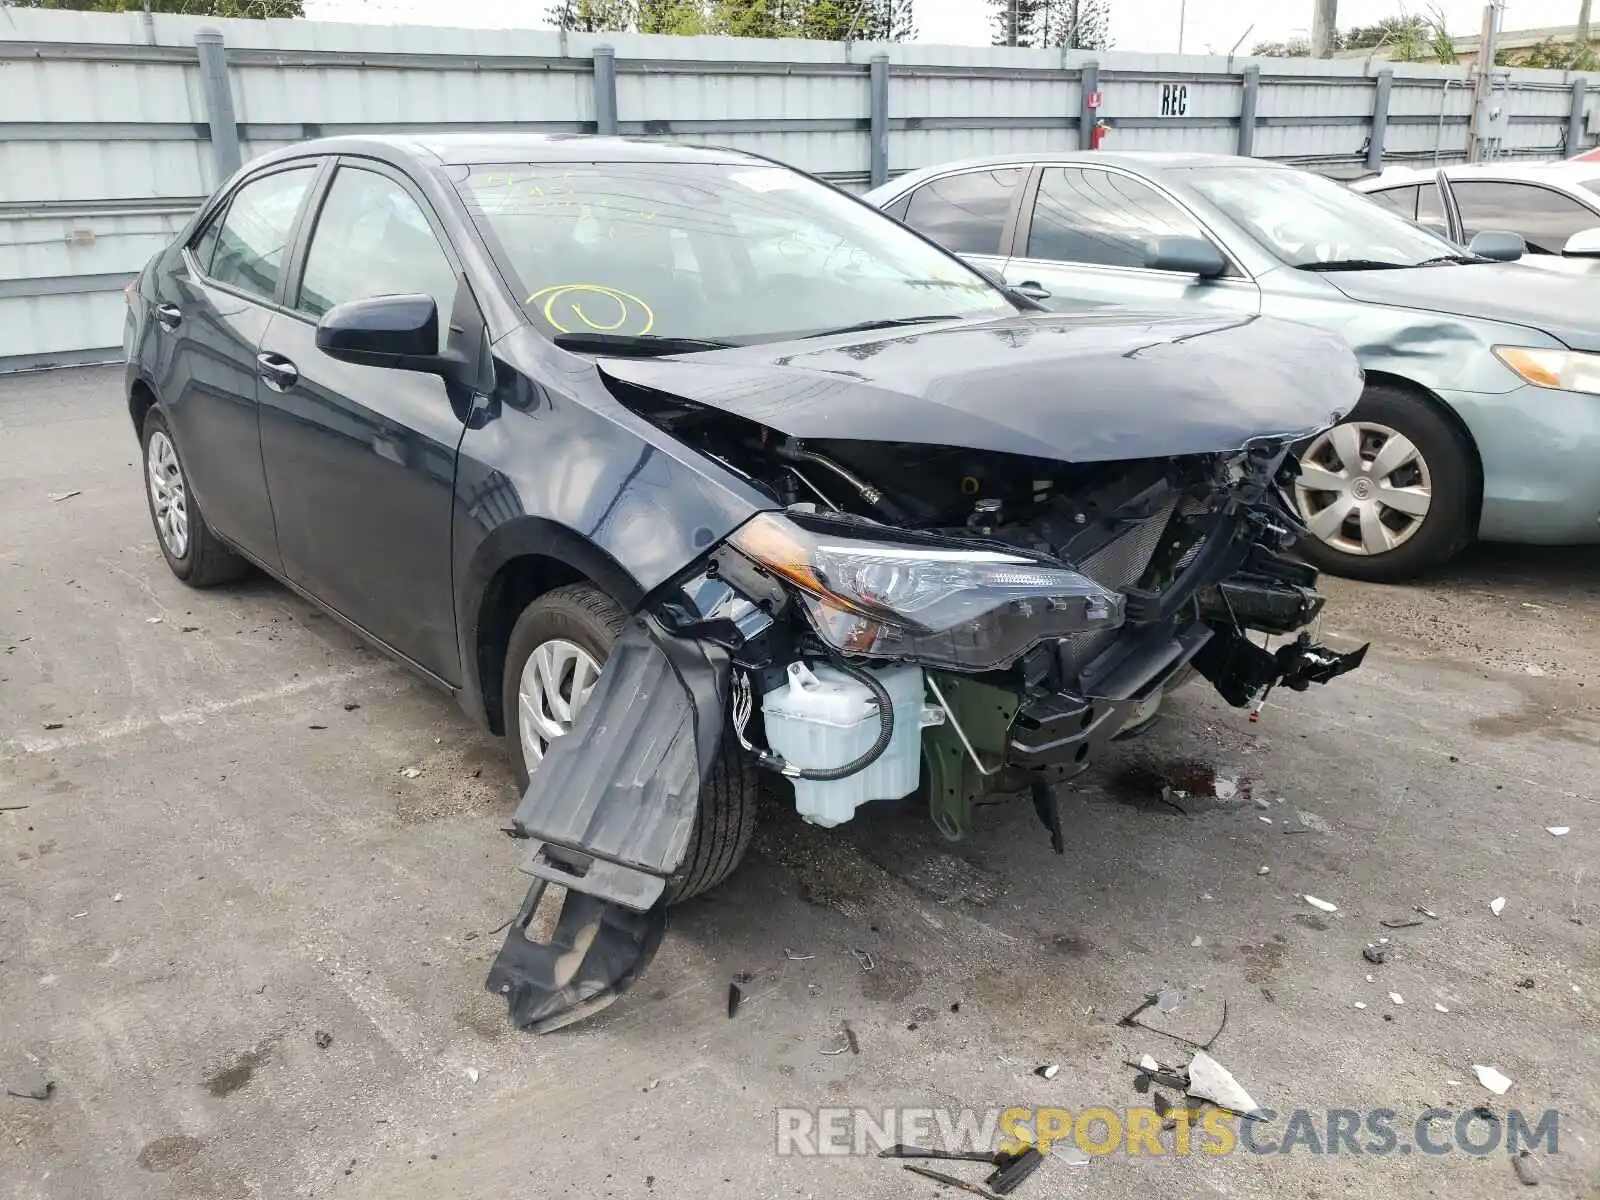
[[527, 284, 656, 335]]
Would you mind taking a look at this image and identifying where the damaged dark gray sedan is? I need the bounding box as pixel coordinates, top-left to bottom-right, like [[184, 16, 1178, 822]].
[[122, 134, 1367, 1033]]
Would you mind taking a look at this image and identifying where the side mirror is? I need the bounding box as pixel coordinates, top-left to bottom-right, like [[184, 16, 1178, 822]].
[[1562, 226, 1600, 257], [1467, 230, 1525, 262], [316, 294, 451, 373], [970, 261, 1048, 310], [1144, 235, 1228, 279]]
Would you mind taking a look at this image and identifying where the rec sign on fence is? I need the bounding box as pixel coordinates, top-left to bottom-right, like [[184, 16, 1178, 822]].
[[1160, 82, 1191, 117]]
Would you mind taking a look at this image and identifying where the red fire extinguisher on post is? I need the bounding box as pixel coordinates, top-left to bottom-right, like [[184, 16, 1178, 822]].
[[1085, 88, 1107, 149]]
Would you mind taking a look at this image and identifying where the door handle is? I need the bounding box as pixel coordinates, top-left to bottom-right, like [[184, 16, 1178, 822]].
[[155, 303, 182, 330], [1011, 281, 1052, 300], [256, 352, 299, 392]]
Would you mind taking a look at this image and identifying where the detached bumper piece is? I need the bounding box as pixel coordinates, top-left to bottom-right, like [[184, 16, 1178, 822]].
[[486, 617, 727, 1031], [1193, 626, 1369, 708]]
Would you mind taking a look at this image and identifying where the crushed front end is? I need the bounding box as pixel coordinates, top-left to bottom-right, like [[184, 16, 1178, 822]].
[[488, 429, 1365, 1031]]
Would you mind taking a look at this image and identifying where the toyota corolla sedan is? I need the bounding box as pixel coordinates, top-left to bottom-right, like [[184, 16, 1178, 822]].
[[867, 152, 1600, 581], [125, 134, 1365, 1030]]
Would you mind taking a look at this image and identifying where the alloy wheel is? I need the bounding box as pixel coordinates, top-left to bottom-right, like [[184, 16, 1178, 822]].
[[1293, 420, 1432, 557], [517, 637, 603, 769], [147, 430, 190, 559]]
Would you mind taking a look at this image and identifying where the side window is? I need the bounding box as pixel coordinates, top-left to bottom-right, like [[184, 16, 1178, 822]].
[[1365, 186, 1418, 218], [882, 193, 912, 222], [191, 205, 227, 275], [1026, 167, 1211, 269], [296, 167, 459, 351], [207, 166, 318, 301], [902, 168, 1023, 255], [1452, 180, 1600, 254]]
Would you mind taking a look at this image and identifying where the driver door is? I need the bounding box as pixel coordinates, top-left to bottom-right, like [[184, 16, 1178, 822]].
[[1003, 165, 1261, 316]]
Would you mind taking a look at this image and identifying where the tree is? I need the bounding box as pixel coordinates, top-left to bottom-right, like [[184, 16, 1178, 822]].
[[637, 0, 710, 33], [990, 0, 1109, 49], [10, 0, 302, 13], [1250, 37, 1311, 55], [546, 0, 636, 31]]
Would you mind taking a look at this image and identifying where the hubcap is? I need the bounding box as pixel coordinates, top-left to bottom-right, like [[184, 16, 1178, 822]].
[[146, 431, 190, 559], [517, 638, 603, 769], [1293, 420, 1432, 557]]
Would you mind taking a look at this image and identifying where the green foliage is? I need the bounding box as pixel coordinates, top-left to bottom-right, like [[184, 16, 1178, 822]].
[[547, 0, 912, 39], [10, 0, 302, 14], [1504, 36, 1598, 70], [990, 0, 1110, 49], [1250, 37, 1311, 56]]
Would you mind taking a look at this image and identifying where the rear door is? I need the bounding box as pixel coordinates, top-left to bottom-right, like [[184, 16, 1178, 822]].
[[151, 162, 322, 567], [1448, 178, 1600, 255], [255, 158, 475, 684], [1003, 164, 1261, 315], [890, 165, 1027, 281]]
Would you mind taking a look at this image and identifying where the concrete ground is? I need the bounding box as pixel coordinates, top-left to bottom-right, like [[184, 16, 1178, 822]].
[[2, 365, 1596, 1200]]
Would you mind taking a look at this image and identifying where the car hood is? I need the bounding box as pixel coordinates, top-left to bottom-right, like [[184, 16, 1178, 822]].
[[1322, 262, 1600, 350], [597, 311, 1362, 464]]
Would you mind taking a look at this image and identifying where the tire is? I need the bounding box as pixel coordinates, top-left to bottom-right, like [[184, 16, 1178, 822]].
[[140, 408, 250, 588], [501, 583, 759, 904], [1288, 383, 1475, 583]]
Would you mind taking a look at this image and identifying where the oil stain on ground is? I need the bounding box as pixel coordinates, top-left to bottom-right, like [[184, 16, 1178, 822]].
[[1102, 758, 1249, 814], [204, 1044, 273, 1097], [137, 1134, 204, 1171]]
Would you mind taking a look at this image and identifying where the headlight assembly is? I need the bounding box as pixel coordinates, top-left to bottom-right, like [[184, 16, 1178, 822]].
[[1493, 346, 1600, 395], [727, 513, 1124, 671]]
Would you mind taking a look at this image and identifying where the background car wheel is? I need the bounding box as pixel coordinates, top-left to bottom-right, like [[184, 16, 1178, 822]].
[[501, 583, 759, 904], [1289, 383, 1474, 582], [141, 408, 249, 588]]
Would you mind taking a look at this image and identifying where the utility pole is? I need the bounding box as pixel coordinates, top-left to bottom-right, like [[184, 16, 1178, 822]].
[[1579, 0, 1593, 53], [1178, 0, 1187, 52], [1469, 0, 1505, 161], [1310, 0, 1337, 56]]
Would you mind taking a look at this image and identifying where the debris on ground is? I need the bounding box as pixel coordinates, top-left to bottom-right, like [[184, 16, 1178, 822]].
[[849, 948, 875, 972], [1258, 815, 1272, 824], [1156, 987, 1183, 1014], [1389, 993, 1405, 1006], [1545, 826, 1569, 837], [1254, 796, 1272, 810], [900, 1164, 999, 1198], [41, 722, 63, 731], [466, 1067, 480, 1083], [145, 616, 163, 624], [1473, 1064, 1513, 1095], [1511, 1149, 1539, 1186], [1185, 1050, 1259, 1115], [1380, 918, 1423, 929], [1257, 865, 1270, 875], [0, 805, 31, 813], [783, 949, 814, 961], [343, 702, 361, 711], [399, 767, 422, 779], [986, 1146, 1045, 1195], [1190, 935, 1204, 947], [314, 1030, 332, 1049], [48, 490, 81, 503], [1515, 976, 1535, 990], [641, 1079, 659, 1092], [1490, 897, 1507, 916], [6, 1069, 53, 1100], [1353, 1002, 1367, 1009], [1034, 1063, 1059, 1080], [1363, 945, 1388, 965], [1302, 894, 1338, 913], [1212, 776, 1239, 801], [1138, 1054, 1160, 1073], [1415, 906, 1439, 920], [727, 982, 743, 1019], [1434, 1003, 1449, 1013]]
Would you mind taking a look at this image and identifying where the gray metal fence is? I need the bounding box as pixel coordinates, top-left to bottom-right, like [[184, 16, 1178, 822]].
[[2, 6, 1595, 372]]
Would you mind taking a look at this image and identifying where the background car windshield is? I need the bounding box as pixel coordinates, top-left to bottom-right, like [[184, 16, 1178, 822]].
[[457, 162, 1013, 342], [1184, 166, 1461, 267]]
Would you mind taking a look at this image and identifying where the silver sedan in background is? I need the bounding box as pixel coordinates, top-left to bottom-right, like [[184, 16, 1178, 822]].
[[865, 152, 1600, 581]]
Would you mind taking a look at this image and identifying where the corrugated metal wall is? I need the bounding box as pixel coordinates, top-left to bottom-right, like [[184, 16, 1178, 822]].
[[3, 7, 1595, 371]]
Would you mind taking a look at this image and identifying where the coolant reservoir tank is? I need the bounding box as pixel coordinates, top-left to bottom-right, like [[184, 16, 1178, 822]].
[[761, 661, 927, 828]]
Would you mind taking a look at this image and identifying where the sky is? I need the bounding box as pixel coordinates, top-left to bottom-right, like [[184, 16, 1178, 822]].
[[302, 0, 1594, 55]]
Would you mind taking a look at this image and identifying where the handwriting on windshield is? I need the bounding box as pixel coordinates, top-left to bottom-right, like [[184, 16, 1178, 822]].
[[527, 283, 656, 335]]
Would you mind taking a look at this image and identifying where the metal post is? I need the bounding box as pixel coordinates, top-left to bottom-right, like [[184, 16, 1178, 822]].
[[1367, 68, 1393, 171], [1469, 1, 1504, 162], [1237, 65, 1260, 156], [1079, 59, 1099, 150], [1569, 77, 1588, 155], [592, 44, 618, 136], [1310, 0, 1338, 58], [869, 53, 889, 188], [194, 29, 241, 184]]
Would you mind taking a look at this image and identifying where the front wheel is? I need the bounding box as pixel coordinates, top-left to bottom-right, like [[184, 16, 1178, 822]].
[[500, 583, 759, 903], [141, 408, 249, 587], [1289, 384, 1475, 582]]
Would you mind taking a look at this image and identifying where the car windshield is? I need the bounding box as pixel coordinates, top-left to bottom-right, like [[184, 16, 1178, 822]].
[[456, 161, 1014, 345], [1183, 165, 1463, 268]]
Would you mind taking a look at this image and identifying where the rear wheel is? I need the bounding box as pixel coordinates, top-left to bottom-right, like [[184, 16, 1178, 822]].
[[1290, 384, 1474, 582], [141, 408, 249, 587], [500, 583, 759, 903]]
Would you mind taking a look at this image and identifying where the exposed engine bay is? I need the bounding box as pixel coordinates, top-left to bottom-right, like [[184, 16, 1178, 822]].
[[485, 393, 1368, 1032]]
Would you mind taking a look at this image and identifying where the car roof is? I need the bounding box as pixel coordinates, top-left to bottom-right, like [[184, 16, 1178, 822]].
[[868, 150, 1281, 196], [1357, 160, 1600, 188], [251, 132, 759, 171]]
